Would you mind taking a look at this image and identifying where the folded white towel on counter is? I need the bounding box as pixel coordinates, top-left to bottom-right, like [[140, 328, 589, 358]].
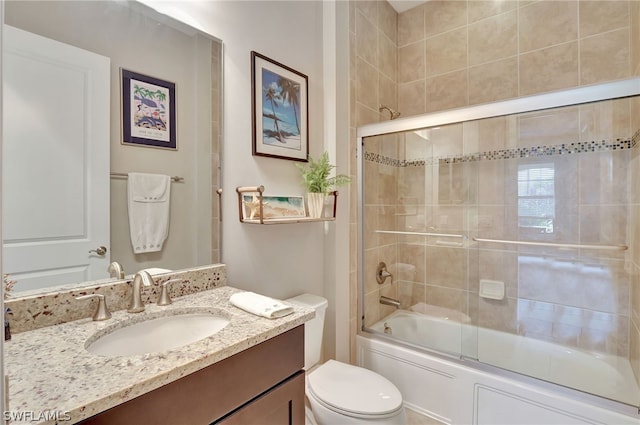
[[229, 291, 294, 319], [127, 172, 171, 254]]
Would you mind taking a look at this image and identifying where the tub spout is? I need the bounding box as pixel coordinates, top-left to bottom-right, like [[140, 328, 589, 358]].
[[380, 295, 401, 309]]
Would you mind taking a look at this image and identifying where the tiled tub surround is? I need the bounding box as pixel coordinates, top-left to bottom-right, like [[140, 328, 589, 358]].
[[4, 284, 314, 424], [6, 264, 227, 334], [362, 96, 640, 402]]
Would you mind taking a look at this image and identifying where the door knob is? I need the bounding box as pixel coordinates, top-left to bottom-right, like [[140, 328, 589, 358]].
[[89, 246, 107, 256]]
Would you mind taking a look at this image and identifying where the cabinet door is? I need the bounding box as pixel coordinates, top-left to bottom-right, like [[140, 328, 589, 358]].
[[217, 372, 305, 425]]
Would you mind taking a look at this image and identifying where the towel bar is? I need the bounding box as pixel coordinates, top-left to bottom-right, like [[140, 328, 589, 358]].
[[110, 172, 184, 182]]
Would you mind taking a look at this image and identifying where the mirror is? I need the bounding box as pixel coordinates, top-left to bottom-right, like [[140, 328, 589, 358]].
[[3, 0, 222, 296]]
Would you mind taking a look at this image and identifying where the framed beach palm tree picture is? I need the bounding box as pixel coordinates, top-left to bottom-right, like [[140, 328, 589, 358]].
[[121, 69, 177, 150], [251, 51, 308, 161]]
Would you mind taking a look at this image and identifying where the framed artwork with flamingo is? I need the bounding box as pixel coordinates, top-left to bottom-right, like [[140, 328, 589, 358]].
[[121, 69, 177, 150], [251, 51, 308, 161]]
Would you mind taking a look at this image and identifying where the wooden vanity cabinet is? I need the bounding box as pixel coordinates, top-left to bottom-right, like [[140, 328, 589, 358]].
[[79, 325, 305, 425]]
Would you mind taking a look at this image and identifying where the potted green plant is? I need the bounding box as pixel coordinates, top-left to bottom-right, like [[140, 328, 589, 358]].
[[296, 151, 350, 218]]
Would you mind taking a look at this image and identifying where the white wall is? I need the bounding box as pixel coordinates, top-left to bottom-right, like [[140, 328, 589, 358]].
[[142, 1, 355, 363], [143, 1, 327, 301]]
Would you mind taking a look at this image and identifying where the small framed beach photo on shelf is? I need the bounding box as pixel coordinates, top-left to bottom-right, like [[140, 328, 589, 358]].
[[251, 51, 308, 162], [121, 68, 177, 150], [241, 194, 306, 221]]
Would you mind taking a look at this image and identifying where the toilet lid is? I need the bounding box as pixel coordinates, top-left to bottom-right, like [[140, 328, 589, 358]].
[[307, 360, 403, 416]]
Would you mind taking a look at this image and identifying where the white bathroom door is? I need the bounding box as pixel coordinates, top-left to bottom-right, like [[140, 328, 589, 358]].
[[2, 25, 111, 292]]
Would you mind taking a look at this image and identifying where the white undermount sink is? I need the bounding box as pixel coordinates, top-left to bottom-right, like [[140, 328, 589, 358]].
[[86, 312, 230, 357]]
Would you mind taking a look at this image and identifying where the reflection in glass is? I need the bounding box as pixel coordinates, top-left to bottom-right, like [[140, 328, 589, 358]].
[[361, 95, 640, 407]]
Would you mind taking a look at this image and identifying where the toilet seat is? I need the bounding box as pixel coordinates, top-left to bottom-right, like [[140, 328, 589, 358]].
[[307, 360, 403, 418]]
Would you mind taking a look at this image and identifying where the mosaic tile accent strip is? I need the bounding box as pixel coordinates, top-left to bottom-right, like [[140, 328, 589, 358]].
[[365, 135, 638, 167], [363, 151, 404, 167]]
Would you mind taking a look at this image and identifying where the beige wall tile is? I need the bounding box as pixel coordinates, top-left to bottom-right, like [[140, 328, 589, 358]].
[[398, 165, 427, 204], [628, 205, 640, 264], [356, 101, 379, 127], [468, 57, 518, 104], [356, 57, 379, 109], [519, 42, 579, 96], [519, 1, 578, 53], [350, 0, 638, 363], [424, 245, 467, 289], [518, 107, 580, 147], [426, 69, 468, 112], [579, 0, 630, 38], [476, 160, 507, 205], [398, 242, 426, 283], [398, 3, 424, 47], [424, 0, 467, 37], [468, 0, 518, 24], [634, 265, 640, 324], [426, 27, 467, 77], [579, 151, 629, 205], [628, 317, 639, 384], [430, 122, 464, 157], [580, 28, 631, 85], [468, 10, 517, 66], [364, 290, 381, 327], [364, 249, 380, 294], [399, 80, 426, 116], [356, 0, 378, 26], [379, 74, 398, 114], [477, 249, 519, 298], [424, 285, 468, 313], [476, 297, 517, 333], [579, 98, 632, 142], [356, 10, 378, 66], [350, 30, 357, 81], [580, 204, 628, 246], [379, 31, 397, 81], [399, 41, 426, 83], [476, 204, 518, 241], [378, 0, 398, 43], [632, 1, 640, 75], [479, 115, 517, 151]]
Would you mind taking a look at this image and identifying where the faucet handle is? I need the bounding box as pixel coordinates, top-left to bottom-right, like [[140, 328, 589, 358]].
[[108, 261, 125, 279], [76, 294, 112, 321], [157, 279, 179, 306]]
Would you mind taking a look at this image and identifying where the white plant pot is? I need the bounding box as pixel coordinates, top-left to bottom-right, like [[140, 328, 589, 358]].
[[307, 192, 326, 218]]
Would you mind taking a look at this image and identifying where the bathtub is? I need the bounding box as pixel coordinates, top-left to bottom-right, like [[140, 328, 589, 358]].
[[359, 309, 640, 424]]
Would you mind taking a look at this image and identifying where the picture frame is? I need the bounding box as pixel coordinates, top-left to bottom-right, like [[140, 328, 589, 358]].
[[242, 194, 306, 221], [251, 51, 309, 162], [121, 69, 177, 150]]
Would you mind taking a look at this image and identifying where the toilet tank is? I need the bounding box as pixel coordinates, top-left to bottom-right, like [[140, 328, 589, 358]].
[[286, 294, 328, 370]]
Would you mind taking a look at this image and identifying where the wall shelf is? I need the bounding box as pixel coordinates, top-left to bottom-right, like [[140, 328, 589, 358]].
[[236, 185, 338, 224]]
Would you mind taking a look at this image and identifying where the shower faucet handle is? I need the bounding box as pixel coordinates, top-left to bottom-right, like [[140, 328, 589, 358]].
[[376, 262, 393, 284]]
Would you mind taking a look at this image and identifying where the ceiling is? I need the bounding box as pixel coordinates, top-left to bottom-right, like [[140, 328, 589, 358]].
[[388, 0, 428, 14]]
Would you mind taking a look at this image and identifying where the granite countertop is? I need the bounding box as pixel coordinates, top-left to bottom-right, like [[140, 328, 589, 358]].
[[4, 286, 314, 424]]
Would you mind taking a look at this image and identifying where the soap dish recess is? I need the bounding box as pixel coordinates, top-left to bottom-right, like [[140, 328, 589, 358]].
[[479, 279, 505, 300]]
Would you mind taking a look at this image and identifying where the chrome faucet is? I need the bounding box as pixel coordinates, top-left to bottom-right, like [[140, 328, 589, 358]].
[[108, 261, 125, 279], [380, 295, 401, 309], [128, 271, 154, 313]]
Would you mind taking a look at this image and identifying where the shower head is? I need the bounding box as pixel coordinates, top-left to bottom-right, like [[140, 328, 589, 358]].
[[379, 105, 401, 120]]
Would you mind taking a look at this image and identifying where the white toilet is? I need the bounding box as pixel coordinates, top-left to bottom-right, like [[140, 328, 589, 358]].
[[286, 294, 407, 425]]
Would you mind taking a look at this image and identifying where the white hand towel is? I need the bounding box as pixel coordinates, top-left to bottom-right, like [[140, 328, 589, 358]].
[[127, 172, 171, 254], [229, 291, 294, 319]]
